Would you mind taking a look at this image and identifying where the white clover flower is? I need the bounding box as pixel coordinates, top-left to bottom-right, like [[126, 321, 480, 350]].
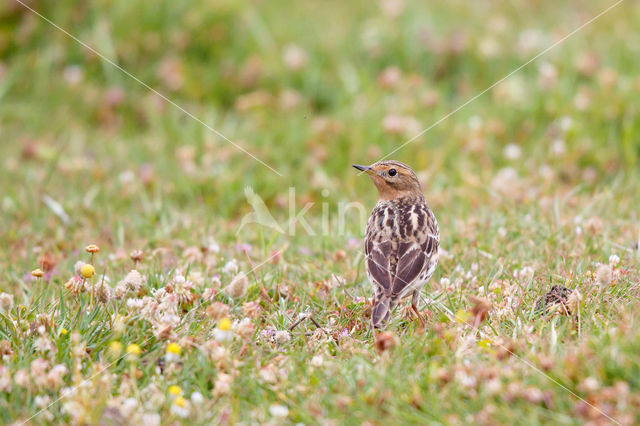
[[550, 139, 567, 156], [283, 44, 308, 70], [311, 355, 323, 367], [468, 115, 483, 130], [503, 143, 522, 160], [274, 330, 291, 344], [269, 404, 289, 418], [222, 259, 239, 275], [213, 373, 233, 397], [207, 238, 220, 253], [213, 328, 233, 343], [559, 116, 573, 131], [190, 391, 204, 405], [120, 398, 139, 418], [0, 366, 11, 392], [142, 413, 161, 426], [170, 397, 190, 418], [74, 261, 86, 276], [609, 254, 620, 267], [34, 395, 51, 408]]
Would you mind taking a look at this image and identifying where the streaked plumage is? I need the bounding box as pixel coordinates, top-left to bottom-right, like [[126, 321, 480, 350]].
[[353, 160, 439, 328]]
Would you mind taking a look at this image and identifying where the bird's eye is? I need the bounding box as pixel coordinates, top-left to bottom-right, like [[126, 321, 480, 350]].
[[388, 168, 397, 176]]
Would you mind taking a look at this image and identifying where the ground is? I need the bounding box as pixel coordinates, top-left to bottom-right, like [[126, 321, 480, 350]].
[[0, 0, 639, 424]]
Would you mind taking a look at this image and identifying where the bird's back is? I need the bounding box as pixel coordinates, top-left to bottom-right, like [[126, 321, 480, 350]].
[[365, 195, 439, 301]]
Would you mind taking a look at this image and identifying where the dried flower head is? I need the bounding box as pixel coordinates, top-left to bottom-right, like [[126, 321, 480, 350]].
[[95, 280, 112, 303], [566, 290, 583, 314], [596, 264, 612, 288], [0, 293, 14, 312], [274, 330, 291, 344], [0, 340, 13, 358], [375, 331, 398, 353], [226, 273, 248, 299], [120, 270, 143, 295], [85, 244, 100, 254], [31, 268, 45, 278], [206, 302, 230, 320], [130, 249, 144, 264], [38, 252, 56, 272], [242, 301, 262, 319], [583, 216, 602, 234], [213, 373, 233, 397], [65, 277, 84, 295], [234, 318, 255, 340]]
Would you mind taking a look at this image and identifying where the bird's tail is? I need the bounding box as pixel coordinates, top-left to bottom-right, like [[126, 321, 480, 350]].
[[371, 296, 394, 329]]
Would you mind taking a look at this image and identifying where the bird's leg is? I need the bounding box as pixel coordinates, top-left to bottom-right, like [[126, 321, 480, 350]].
[[411, 291, 426, 327]]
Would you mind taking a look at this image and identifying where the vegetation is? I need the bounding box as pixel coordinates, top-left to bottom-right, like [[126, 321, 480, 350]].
[[0, 0, 639, 424]]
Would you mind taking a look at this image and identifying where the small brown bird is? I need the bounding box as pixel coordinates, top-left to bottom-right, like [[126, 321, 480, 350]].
[[353, 161, 439, 328]]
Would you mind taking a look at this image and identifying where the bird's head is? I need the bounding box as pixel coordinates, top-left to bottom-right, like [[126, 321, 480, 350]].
[[353, 161, 422, 200]]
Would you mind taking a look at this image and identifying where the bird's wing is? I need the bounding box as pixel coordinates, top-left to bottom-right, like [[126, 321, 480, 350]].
[[391, 240, 428, 296], [365, 204, 394, 295], [390, 205, 439, 297], [366, 239, 393, 293]]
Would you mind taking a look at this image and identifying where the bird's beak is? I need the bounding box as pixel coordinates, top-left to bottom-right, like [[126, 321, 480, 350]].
[[352, 164, 374, 174]]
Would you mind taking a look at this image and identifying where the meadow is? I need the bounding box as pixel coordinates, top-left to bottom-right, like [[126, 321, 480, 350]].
[[0, 0, 639, 424]]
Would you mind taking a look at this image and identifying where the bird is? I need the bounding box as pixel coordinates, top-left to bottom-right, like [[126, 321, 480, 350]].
[[353, 160, 439, 329]]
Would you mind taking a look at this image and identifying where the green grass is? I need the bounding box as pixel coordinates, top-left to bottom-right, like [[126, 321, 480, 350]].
[[1, 0, 639, 424]]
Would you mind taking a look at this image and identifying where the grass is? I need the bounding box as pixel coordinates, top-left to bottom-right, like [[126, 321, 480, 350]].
[[1, 0, 639, 424]]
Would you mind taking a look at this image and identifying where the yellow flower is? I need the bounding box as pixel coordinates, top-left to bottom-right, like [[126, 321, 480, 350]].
[[454, 309, 471, 323], [166, 342, 181, 355], [81, 264, 95, 278], [60, 327, 68, 335], [218, 317, 232, 331], [168, 385, 182, 396], [477, 339, 492, 349], [85, 244, 100, 253], [127, 343, 142, 359], [108, 341, 123, 356], [31, 268, 44, 278], [173, 396, 187, 407]]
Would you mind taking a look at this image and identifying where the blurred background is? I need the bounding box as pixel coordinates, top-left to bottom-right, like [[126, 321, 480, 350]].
[[0, 0, 639, 259], [1, 2, 640, 423]]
